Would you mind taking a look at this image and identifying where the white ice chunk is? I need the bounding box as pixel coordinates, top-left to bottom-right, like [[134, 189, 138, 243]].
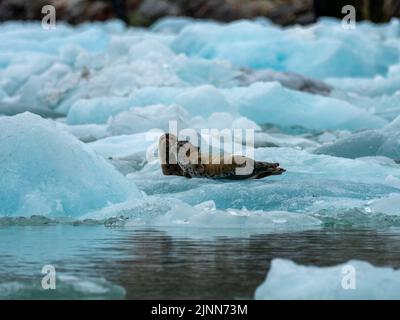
[[84, 197, 321, 235], [255, 259, 400, 300], [370, 193, 400, 216]]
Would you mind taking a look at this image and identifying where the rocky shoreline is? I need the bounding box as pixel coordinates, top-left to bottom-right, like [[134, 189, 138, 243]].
[[1, 0, 399, 26]]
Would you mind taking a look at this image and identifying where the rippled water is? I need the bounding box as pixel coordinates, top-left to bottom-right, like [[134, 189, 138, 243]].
[[0, 225, 400, 299]]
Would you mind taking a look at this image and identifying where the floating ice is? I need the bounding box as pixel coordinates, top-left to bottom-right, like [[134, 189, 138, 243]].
[[1, 18, 400, 230], [66, 85, 235, 124], [226, 82, 387, 130], [255, 259, 400, 299], [315, 115, 400, 160], [55, 122, 110, 142], [88, 131, 162, 174], [0, 21, 240, 118], [1, 19, 395, 134], [88, 131, 160, 159], [237, 68, 332, 95], [149, 202, 321, 231], [81, 196, 322, 237], [66, 82, 386, 130], [370, 193, 400, 216], [331, 90, 400, 122], [171, 18, 399, 78], [67, 96, 134, 125], [123, 146, 400, 221], [328, 72, 400, 98], [107, 104, 188, 135], [0, 275, 125, 299], [0, 113, 141, 217]]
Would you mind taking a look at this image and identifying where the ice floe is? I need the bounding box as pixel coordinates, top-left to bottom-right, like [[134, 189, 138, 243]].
[[314, 115, 400, 160], [255, 258, 400, 299], [0, 112, 140, 217], [1, 17, 400, 232]]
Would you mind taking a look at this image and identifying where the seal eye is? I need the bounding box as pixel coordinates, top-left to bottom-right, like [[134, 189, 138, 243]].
[[177, 141, 188, 148]]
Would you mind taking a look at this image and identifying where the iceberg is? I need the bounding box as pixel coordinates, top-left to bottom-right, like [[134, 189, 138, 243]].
[[0, 112, 141, 217], [66, 85, 234, 124], [80, 196, 322, 237], [255, 259, 400, 299], [328, 61, 400, 98], [2, 15, 400, 300], [370, 193, 400, 216], [147, 203, 321, 231], [314, 115, 400, 160], [55, 122, 110, 143], [0, 18, 400, 226], [1, 19, 394, 133], [67, 96, 134, 125], [331, 90, 400, 122], [88, 131, 160, 159], [88, 131, 161, 174], [226, 82, 387, 130], [128, 147, 400, 218], [107, 104, 188, 136], [66, 82, 386, 131], [171, 19, 399, 79]]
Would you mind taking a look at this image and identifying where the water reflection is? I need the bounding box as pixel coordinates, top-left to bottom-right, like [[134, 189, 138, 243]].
[[103, 227, 400, 299], [0, 226, 399, 299]]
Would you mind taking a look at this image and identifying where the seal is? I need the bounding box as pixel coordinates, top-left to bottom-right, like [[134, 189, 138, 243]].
[[159, 133, 286, 179]]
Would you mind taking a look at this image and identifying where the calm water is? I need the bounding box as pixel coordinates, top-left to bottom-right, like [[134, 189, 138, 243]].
[[0, 225, 400, 299]]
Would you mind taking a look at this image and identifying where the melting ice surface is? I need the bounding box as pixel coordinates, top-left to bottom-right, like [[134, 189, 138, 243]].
[[1, 17, 400, 298]]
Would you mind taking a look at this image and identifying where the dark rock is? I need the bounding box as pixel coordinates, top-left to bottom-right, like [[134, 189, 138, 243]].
[[138, 0, 180, 20], [1, 0, 399, 26]]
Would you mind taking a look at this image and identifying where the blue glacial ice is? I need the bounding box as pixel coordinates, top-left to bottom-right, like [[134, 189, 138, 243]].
[[128, 147, 400, 218], [0, 16, 400, 234], [225, 82, 387, 130], [0, 112, 141, 217], [255, 259, 400, 299], [66, 83, 387, 130], [171, 18, 399, 78], [314, 115, 400, 160]]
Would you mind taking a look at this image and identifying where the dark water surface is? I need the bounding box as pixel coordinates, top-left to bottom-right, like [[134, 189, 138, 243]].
[[0, 225, 400, 299]]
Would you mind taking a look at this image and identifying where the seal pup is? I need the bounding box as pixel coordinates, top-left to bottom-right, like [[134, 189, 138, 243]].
[[159, 133, 285, 179]]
